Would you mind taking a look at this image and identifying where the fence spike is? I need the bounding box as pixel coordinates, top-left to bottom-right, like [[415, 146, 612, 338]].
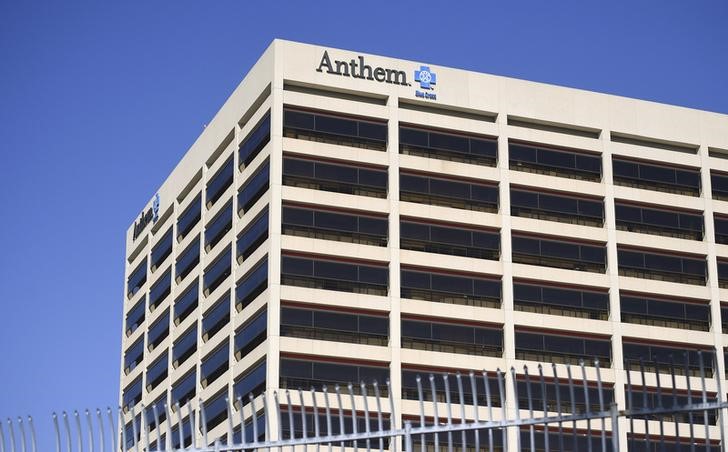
[[455, 373, 466, 451], [639, 358, 650, 447], [7, 418, 16, 452], [523, 365, 535, 452], [162, 404, 172, 452], [17, 417, 26, 452], [129, 406, 138, 452], [73, 410, 83, 452], [84, 410, 93, 452], [150, 405, 160, 451], [249, 393, 258, 445], [579, 360, 592, 452], [482, 370, 494, 452], [52, 413, 61, 452], [335, 385, 345, 451], [95, 410, 104, 452], [297, 389, 307, 452], [565, 365, 577, 451], [311, 387, 320, 452], [273, 391, 283, 452], [468, 372, 480, 452], [139, 405, 149, 452], [199, 398, 208, 448], [62, 412, 71, 452], [262, 390, 270, 443], [348, 383, 358, 452], [428, 374, 439, 452], [415, 375, 425, 452], [174, 402, 182, 450], [510, 367, 521, 452], [594, 360, 606, 452], [652, 358, 666, 452], [285, 390, 295, 441], [238, 396, 246, 447], [496, 369, 507, 452], [698, 351, 709, 452], [683, 352, 695, 452], [188, 401, 196, 449], [551, 363, 564, 452], [106, 408, 116, 452], [360, 381, 372, 452], [225, 397, 233, 448], [442, 374, 453, 452], [322, 386, 332, 452], [118, 409, 126, 452], [26, 417, 36, 452], [0, 418, 5, 452], [537, 365, 549, 452], [373, 381, 384, 452]]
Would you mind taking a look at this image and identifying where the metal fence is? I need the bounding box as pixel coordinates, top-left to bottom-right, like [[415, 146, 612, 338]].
[[3, 354, 728, 452]]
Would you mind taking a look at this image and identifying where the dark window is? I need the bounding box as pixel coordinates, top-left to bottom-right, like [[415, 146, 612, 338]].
[[623, 342, 713, 377], [512, 235, 606, 273], [235, 310, 267, 360], [203, 390, 229, 432], [125, 299, 145, 336], [401, 269, 501, 308], [281, 307, 388, 346], [522, 430, 613, 452], [174, 280, 198, 325], [203, 247, 231, 295], [281, 256, 388, 296], [400, 125, 497, 166], [177, 194, 201, 241], [206, 158, 234, 208], [233, 360, 266, 400], [146, 394, 167, 432], [618, 248, 706, 285], [151, 229, 173, 271], [205, 202, 232, 251], [515, 331, 611, 366], [283, 206, 388, 247], [147, 311, 170, 351], [719, 260, 728, 288], [236, 257, 268, 310], [145, 352, 167, 392], [400, 220, 500, 260], [711, 171, 728, 201], [239, 113, 270, 168], [232, 416, 266, 444], [281, 412, 390, 449], [238, 162, 269, 214], [171, 370, 196, 406], [722, 306, 728, 334], [123, 378, 142, 412], [170, 417, 193, 449], [172, 326, 197, 368], [202, 295, 230, 342], [149, 268, 171, 310], [511, 188, 604, 227], [401, 369, 501, 406], [238, 207, 269, 260], [284, 108, 387, 151], [714, 216, 728, 244], [280, 358, 389, 395], [516, 378, 613, 414], [513, 283, 609, 320], [123, 416, 141, 449], [509, 142, 601, 181], [621, 294, 710, 331], [400, 172, 498, 213], [626, 386, 717, 425], [201, 342, 229, 388], [401, 319, 502, 357], [615, 202, 703, 240], [613, 157, 700, 196], [283, 157, 387, 198], [127, 258, 147, 298], [175, 237, 200, 282], [123, 339, 144, 374]]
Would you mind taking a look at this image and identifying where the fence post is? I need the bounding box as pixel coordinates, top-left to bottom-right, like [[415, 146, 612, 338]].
[[610, 402, 620, 452], [404, 421, 412, 452]]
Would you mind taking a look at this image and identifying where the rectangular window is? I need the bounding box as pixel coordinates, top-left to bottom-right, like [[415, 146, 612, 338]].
[[202, 390, 229, 432], [281, 413, 390, 449], [203, 247, 231, 295], [123, 338, 144, 374], [511, 188, 604, 227], [509, 142, 602, 181], [718, 260, 728, 288], [201, 342, 229, 388], [238, 162, 269, 214], [400, 172, 498, 212], [147, 310, 170, 351], [283, 156, 387, 198], [281, 306, 388, 346], [204, 202, 233, 251], [281, 255, 388, 296], [149, 268, 171, 311], [515, 331, 611, 366], [515, 378, 613, 414], [174, 280, 198, 325], [723, 307, 728, 334], [127, 258, 147, 298], [612, 157, 700, 196], [170, 418, 192, 449], [401, 318, 503, 357], [145, 351, 168, 392], [206, 157, 234, 208], [237, 207, 269, 260], [177, 194, 201, 241], [151, 229, 173, 271], [400, 125, 497, 166], [715, 216, 728, 244], [618, 247, 706, 285], [615, 202, 703, 240], [513, 282, 609, 320], [233, 359, 266, 401], [172, 326, 197, 368], [236, 257, 268, 311], [623, 341, 713, 377], [711, 171, 728, 201], [620, 294, 710, 331], [627, 386, 717, 425], [401, 268, 501, 308], [175, 237, 200, 282], [280, 358, 389, 395], [284, 108, 387, 151], [122, 377, 142, 412], [400, 220, 500, 260], [512, 234, 606, 273], [125, 299, 145, 336], [171, 370, 196, 406], [202, 294, 230, 342], [283, 205, 388, 247], [235, 310, 267, 360], [401, 369, 501, 406], [239, 113, 271, 168]]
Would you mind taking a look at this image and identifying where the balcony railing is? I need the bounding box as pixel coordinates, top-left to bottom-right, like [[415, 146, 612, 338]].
[[282, 225, 388, 247], [513, 253, 605, 273], [281, 275, 388, 296], [400, 238, 499, 260], [619, 266, 705, 286], [511, 206, 603, 228], [514, 300, 608, 321], [620, 313, 709, 332], [401, 287, 501, 309], [280, 325, 388, 347], [284, 128, 386, 151], [616, 220, 702, 241], [515, 350, 611, 368], [510, 160, 601, 182], [402, 338, 502, 357], [283, 175, 387, 198], [399, 191, 497, 213], [400, 144, 496, 167]]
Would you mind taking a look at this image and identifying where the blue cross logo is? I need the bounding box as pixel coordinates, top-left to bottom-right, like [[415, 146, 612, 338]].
[[414, 66, 437, 90], [152, 193, 160, 222]]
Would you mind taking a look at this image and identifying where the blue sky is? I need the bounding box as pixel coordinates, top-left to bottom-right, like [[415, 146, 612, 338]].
[[0, 0, 726, 448]]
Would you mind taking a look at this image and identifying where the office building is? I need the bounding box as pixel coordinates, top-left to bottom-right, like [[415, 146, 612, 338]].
[[120, 39, 728, 450]]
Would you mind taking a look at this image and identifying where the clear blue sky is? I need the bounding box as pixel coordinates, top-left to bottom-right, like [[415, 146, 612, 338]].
[[0, 0, 726, 448]]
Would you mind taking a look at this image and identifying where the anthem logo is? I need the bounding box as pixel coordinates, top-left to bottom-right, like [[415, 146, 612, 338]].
[[133, 193, 161, 240], [316, 51, 409, 86]]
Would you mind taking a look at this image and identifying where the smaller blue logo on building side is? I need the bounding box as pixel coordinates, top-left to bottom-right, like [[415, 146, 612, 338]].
[[152, 193, 160, 222], [414, 66, 437, 90]]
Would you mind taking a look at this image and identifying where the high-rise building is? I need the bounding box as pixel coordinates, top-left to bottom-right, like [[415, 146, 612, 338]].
[[119, 39, 728, 450]]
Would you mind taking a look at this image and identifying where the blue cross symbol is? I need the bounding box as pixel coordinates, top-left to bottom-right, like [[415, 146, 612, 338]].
[[152, 193, 160, 222], [414, 65, 437, 90]]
